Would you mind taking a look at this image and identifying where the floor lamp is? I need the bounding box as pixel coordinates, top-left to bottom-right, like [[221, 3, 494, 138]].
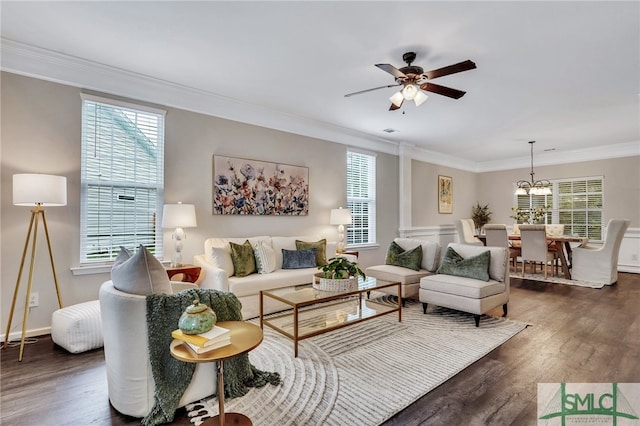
[[4, 174, 66, 361]]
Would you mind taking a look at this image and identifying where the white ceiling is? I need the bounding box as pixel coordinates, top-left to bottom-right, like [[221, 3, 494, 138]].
[[2, 1, 639, 171]]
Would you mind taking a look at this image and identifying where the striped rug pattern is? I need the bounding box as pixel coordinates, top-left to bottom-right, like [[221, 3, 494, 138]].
[[511, 272, 605, 288], [186, 298, 528, 425]]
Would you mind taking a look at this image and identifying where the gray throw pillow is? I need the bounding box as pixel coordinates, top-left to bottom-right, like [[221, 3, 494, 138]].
[[436, 247, 491, 281], [385, 241, 423, 271], [111, 245, 172, 295], [282, 248, 317, 269]]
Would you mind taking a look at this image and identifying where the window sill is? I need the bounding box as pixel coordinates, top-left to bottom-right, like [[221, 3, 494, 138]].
[[346, 243, 380, 251]]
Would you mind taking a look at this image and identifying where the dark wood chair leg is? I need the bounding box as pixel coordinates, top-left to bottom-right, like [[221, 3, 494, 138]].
[[422, 303, 428, 314], [402, 298, 406, 307], [474, 314, 480, 327], [502, 304, 508, 317], [366, 291, 371, 299]]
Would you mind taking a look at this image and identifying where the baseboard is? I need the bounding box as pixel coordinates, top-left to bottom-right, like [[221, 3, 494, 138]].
[[1, 326, 51, 343]]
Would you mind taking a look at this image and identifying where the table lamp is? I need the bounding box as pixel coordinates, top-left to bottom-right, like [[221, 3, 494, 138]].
[[4, 173, 67, 361], [330, 207, 352, 253], [162, 202, 197, 267]]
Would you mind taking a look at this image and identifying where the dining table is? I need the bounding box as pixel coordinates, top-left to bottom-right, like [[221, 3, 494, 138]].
[[476, 234, 587, 280]]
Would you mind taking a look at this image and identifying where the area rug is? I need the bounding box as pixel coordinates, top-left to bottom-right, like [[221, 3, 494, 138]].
[[510, 271, 605, 288], [185, 298, 528, 426]]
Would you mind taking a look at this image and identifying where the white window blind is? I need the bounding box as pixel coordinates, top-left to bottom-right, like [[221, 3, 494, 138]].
[[80, 95, 165, 263], [514, 176, 604, 241], [346, 150, 376, 245]]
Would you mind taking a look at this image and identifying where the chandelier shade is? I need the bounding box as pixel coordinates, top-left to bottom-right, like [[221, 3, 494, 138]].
[[515, 141, 551, 196]]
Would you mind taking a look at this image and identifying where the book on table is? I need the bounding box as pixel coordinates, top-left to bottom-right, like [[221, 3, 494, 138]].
[[171, 325, 230, 348], [183, 337, 231, 354]]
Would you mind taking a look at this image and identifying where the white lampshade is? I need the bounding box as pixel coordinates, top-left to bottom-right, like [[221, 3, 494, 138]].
[[414, 91, 428, 106], [401, 84, 418, 101], [162, 203, 197, 228], [13, 174, 67, 206], [389, 91, 404, 107], [330, 207, 352, 225]]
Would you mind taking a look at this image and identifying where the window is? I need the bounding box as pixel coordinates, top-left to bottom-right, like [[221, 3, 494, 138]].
[[514, 176, 604, 241], [346, 150, 376, 246], [80, 95, 165, 263]]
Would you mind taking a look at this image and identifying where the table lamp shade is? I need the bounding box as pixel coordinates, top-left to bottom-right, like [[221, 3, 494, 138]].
[[13, 174, 67, 206], [162, 203, 197, 228], [330, 208, 352, 225]]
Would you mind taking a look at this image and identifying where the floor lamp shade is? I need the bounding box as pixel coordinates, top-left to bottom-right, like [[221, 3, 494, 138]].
[[162, 203, 197, 267], [13, 174, 67, 206]]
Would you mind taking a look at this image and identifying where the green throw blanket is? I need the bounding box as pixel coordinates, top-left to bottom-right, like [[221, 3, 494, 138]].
[[142, 289, 281, 426]]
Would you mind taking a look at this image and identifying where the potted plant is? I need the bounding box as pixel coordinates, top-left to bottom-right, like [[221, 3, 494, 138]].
[[314, 257, 365, 291], [471, 203, 492, 234]]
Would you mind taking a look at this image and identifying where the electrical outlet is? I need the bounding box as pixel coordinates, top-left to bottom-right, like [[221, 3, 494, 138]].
[[29, 292, 39, 308]]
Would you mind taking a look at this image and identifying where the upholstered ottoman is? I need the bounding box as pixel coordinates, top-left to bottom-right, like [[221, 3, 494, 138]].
[[51, 300, 103, 353]]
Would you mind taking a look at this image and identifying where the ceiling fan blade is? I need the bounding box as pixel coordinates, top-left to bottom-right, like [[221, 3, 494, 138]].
[[424, 60, 476, 80], [389, 100, 403, 111], [375, 63, 407, 79], [344, 84, 401, 97], [420, 82, 467, 99]]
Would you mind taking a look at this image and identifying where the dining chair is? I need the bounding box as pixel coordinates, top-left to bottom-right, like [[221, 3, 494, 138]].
[[484, 224, 520, 269], [571, 219, 630, 285], [455, 219, 484, 246], [519, 224, 558, 279]]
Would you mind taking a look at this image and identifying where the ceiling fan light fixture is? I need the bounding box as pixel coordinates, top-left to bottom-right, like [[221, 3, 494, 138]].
[[389, 91, 404, 107], [414, 91, 428, 106], [401, 84, 418, 100]]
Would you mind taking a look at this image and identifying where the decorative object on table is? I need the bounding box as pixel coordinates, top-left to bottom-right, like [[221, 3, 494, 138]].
[[162, 202, 197, 267], [178, 299, 217, 335], [471, 202, 492, 234], [314, 256, 365, 291], [510, 205, 549, 224], [515, 140, 552, 195], [438, 175, 453, 214], [330, 207, 352, 253], [213, 155, 309, 215], [4, 173, 66, 362]]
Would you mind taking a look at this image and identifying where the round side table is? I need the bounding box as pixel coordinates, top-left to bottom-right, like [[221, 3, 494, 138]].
[[170, 321, 263, 426]]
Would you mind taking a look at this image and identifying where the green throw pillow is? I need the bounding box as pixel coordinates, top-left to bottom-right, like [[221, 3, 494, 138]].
[[295, 239, 327, 266], [436, 247, 491, 281], [229, 240, 257, 277], [385, 241, 423, 271]]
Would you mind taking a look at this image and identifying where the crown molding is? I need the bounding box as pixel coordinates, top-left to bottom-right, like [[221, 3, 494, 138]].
[[2, 39, 638, 172]]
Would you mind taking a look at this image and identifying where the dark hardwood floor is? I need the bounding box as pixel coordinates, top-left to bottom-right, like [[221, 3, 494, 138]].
[[2, 273, 639, 426]]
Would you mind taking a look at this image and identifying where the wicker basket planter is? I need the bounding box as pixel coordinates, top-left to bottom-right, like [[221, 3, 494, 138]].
[[312, 273, 359, 292]]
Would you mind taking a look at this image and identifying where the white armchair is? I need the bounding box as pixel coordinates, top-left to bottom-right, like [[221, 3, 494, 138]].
[[99, 281, 216, 418], [571, 219, 630, 285]]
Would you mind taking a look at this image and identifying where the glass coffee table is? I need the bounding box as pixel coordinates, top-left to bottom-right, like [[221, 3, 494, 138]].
[[260, 276, 401, 357]]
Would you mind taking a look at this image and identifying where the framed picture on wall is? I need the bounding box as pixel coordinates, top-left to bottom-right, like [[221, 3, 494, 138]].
[[438, 175, 453, 214], [212, 155, 309, 215]]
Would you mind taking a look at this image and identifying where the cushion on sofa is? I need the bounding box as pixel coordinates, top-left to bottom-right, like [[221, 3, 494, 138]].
[[272, 235, 319, 269], [205, 236, 271, 277], [111, 245, 172, 295], [446, 243, 507, 282], [420, 273, 505, 299], [253, 241, 277, 274], [365, 264, 430, 285], [436, 246, 491, 281], [282, 248, 317, 269], [386, 241, 423, 271], [295, 239, 328, 266], [230, 240, 257, 277], [393, 238, 441, 271]]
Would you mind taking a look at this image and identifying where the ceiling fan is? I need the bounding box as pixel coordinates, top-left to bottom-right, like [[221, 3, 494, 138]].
[[345, 52, 476, 110]]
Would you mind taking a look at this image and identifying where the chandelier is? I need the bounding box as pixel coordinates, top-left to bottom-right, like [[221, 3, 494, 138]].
[[515, 141, 552, 196]]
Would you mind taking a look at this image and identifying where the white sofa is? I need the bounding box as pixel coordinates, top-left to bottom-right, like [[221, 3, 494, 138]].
[[419, 243, 509, 327], [365, 238, 441, 301], [99, 281, 216, 418], [194, 235, 346, 319]]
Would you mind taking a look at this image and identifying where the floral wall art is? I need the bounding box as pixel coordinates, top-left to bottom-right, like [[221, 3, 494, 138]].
[[213, 155, 309, 215]]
